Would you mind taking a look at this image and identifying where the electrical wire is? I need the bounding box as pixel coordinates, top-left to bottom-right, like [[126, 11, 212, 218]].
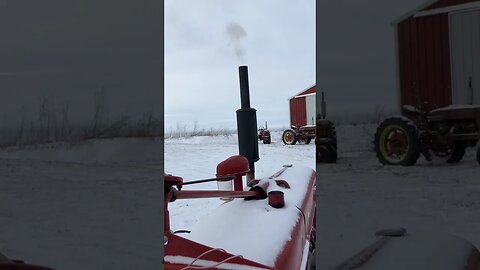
[[180, 248, 244, 270], [180, 247, 226, 269], [296, 206, 308, 239], [181, 254, 244, 269]]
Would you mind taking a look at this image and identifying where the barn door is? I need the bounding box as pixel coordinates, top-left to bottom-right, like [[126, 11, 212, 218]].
[[449, 10, 480, 104], [305, 94, 316, 125]]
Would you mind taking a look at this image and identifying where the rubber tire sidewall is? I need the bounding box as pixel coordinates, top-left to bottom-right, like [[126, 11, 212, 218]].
[[374, 117, 420, 166], [282, 130, 297, 145], [317, 144, 337, 163]]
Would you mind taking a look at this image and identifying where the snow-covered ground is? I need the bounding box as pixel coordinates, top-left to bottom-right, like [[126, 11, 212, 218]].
[[164, 131, 316, 233], [0, 138, 163, 270], [166, 124, 479, 269], [4, 124, 477, 269], [317, 124, 480, 269]]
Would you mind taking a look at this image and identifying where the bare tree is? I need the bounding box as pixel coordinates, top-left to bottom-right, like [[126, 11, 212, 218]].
[[15, 107, 25, 146], [371, 104, 385, 124], [60, 102, 71, 140], [37, 96, 51, 143], [89, 87, 107, 138]]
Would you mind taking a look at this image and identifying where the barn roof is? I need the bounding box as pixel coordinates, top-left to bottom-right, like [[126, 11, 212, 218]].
[[289, 84, 316, 100], [392, 0, 480, 25], [392, 0, 439, 25]]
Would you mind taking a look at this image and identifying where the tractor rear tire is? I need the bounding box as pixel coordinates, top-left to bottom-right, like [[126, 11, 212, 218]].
[[446, 141, 467, 164], [374, 117, 420, 166], [282, 129, 297, 145], [317, 144, 337, 163]]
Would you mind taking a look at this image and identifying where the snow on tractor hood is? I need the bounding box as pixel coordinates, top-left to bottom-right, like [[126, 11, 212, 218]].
[[183, 165, 315, 267]]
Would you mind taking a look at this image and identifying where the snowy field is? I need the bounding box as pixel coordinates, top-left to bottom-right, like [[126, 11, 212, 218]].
[[164, 131, 316, 233], [3, 124, 478, 269], [166, 124, 479, 269], [317, 124, 480, 269], [0, 138, 163, 270]]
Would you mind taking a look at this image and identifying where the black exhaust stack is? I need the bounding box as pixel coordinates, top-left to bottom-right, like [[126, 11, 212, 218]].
[[236, 66, 259, 180]]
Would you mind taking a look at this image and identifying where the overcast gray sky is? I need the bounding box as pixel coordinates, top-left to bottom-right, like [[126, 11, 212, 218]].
[[0, 0, 161, 128], [318, 0, 424, 117], [165, 0, 315, 131]]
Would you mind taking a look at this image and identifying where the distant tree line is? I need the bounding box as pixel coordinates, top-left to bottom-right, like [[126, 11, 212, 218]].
[[0, 89, 163, 147]]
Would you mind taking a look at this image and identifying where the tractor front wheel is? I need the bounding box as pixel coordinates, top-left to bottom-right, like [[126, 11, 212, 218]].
[[305, 137, 312, 144], [374, 117, 420, 166], [263, 137, 271, 144], [282, 129, 297, 145]]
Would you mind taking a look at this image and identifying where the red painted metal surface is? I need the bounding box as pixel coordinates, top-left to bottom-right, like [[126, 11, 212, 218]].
[[164, 234, 273, 270], [396, 0, 480, 111], [163, 180, 273, 269], [268, 191, 285, 208], [290, 97, 307, 127], [164, 173, 273, 269], [294, 85, 316, 96], [397, 13, 452, 109], [164, 161, 316, 270], [175, 190, 262, 200], [272, 169, 316, 270], [216, 155, 249, 191], [288, 85, 315, 128]]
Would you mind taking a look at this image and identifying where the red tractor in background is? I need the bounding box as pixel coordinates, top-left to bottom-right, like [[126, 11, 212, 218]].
[[375, 102, 480, 166], [282, 85, 316, 145], [282, 126, 315, 145], [258, 122, 271, 144], [282, 88, 338, 164]]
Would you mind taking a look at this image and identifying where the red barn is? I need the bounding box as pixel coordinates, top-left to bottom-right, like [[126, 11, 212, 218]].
[[289, 85, 316, 127], [393, 0, 480, 112]]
